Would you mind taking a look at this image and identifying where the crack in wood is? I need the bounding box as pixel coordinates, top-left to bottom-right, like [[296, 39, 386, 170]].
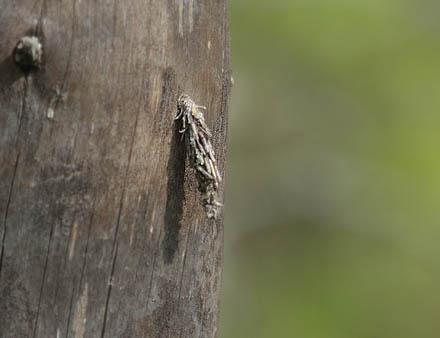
[[0, 152, 20, 279], [77, 199, 96, 292], [97, 68, 146, 336], [65, 287, 75, 338], [35, 0, 47, 36], [32, 219, 56, 338], [111, 69, 143, 251], [100, 243, 118, 338]]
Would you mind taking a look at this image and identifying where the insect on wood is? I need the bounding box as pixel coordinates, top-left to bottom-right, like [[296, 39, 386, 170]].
[[175, 94, 222, 219]]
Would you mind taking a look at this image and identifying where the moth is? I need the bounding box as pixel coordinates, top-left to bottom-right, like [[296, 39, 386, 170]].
[[175, 94, 222, 219]]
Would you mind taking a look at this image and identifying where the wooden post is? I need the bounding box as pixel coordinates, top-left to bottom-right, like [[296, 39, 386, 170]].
[[0, 1, 230, 337]]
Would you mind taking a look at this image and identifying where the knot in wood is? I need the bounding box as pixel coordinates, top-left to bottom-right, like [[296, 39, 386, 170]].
[[13, 36, 43, 71]]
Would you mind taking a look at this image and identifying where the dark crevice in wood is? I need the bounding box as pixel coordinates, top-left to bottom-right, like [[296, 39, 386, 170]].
[[116, 107, 140, 241], [98, 78, 143, 335], [32, 219, 56, 338], [98, 68, 146, 334], [78, 198, 96, 292], [100, 243, 118, 338], [65, 286, 75, 338], [52, 240, 61, 304], [200, 311, 206, 338], [99, 82, 143, 335], [35, 0, 47, 36], [110, 67, 144, 253], [0, 152, 20, 279]]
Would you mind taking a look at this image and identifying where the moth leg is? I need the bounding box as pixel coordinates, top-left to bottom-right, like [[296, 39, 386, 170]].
[[175, 110, 184, 120], [178, 116, 188, 133], [197, 166, 214, 180], [214, 165, 222, 183], [190, 123, 200, 141], [207, 160, 219, 188], [198, 119, 212, 137]]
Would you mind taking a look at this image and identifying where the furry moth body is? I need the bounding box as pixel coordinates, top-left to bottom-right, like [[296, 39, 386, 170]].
[[175, 94, 222, 219]]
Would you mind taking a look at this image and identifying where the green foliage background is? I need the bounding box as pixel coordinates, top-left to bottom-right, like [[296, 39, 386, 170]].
[[220, 1, 440, 337]]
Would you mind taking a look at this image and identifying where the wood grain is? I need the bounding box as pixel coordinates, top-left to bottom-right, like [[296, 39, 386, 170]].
[[0, 1, 230, 337]]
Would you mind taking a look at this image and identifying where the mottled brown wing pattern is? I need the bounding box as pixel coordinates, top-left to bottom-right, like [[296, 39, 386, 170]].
[[175, 94, 222, 219]]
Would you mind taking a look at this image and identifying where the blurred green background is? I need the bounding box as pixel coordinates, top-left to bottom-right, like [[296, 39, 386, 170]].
[[220, 1, 440, 337]]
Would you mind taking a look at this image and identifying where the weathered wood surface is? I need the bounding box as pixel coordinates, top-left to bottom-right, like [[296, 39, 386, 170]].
[[0, 1, 230, 337]]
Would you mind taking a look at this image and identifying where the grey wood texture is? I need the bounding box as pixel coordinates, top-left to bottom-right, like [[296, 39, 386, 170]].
[[0, 1, 230, 337]]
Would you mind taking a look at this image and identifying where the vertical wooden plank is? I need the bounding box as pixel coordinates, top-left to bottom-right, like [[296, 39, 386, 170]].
[[0, 0, 230, 337]]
